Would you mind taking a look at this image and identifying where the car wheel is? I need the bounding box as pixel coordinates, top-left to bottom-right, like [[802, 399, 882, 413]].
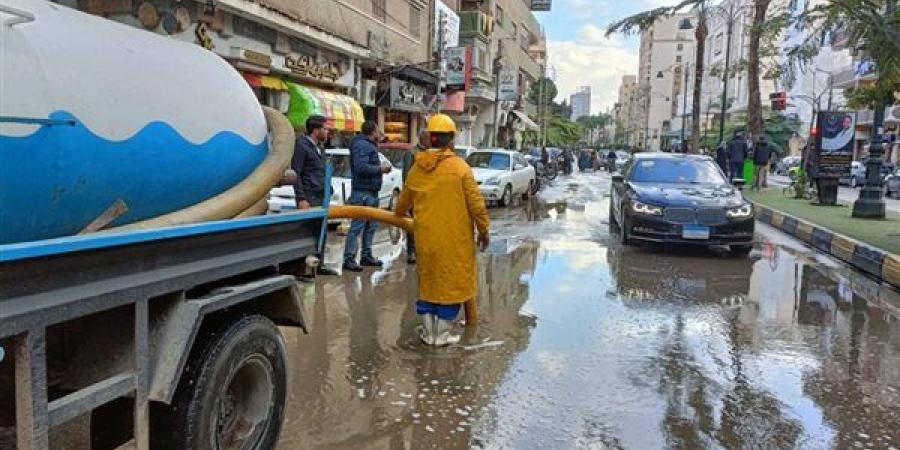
[[731, 244, 753, 255], [608, 199, 619, 228], [499, 184, 512, 207], [618, 207, 630, 245], [166, 315, 286, 450]]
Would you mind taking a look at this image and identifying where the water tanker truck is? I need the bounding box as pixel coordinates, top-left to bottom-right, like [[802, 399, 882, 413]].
[[0, 1, 337, 448]]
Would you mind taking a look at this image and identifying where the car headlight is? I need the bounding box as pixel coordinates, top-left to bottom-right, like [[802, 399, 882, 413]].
[[484, 176, 501, 185], [726, 204, 753, 218], [631, 200, 663, 215]]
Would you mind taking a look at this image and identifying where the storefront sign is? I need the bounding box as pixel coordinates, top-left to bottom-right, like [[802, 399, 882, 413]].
[[285, 55, 343, 82], [815, 111, 856, 178], [243, 49, 272, 67], [379, 77, 428, 112], [445, 46, 472, 91], [433, 1, 460, 53], [498, 69, 518, 101]]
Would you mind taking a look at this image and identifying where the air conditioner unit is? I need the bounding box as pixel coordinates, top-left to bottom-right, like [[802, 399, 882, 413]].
[[885, 105, 900, 124], [361, 80, 378, 106]]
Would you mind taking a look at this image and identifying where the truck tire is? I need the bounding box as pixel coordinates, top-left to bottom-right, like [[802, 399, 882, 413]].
[[170, 315, 287, 450]]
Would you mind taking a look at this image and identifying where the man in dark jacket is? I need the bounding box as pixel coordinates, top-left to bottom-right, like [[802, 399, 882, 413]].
[[400, 129, 429, 264], [752, 135, 773, 190], [292, 115, 338, 278], [715, 142, 728, 175], [727, 131, 748, 183], [343, 121, 391, 272], [292, 115, 329, 209]]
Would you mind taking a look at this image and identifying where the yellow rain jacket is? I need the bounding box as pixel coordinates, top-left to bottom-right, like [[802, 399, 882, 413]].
[[394, 148, 490, 304]]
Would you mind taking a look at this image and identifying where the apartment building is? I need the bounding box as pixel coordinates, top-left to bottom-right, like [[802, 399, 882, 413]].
[[453, 0, 546, 148], [570, 86, 591, 121], [614, 75, 641, 147], [636, 12, 697, 151]]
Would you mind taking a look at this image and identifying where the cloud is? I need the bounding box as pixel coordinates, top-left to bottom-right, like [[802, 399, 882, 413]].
[[548, 39, 638, 115]]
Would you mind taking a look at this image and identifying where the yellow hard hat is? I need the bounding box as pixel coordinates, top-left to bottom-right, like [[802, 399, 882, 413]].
[[427, 114, 457, 133]]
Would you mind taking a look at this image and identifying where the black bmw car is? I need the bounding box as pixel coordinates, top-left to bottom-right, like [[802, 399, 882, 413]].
[[609, 153, 754, 254]]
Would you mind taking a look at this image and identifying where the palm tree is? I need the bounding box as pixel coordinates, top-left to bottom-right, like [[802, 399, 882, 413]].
[[607, 0, 709, 154]]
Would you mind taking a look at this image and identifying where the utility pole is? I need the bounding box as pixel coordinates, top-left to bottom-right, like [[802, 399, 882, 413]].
[[491, 40, 504, 147], [434, 13, 446, 112]]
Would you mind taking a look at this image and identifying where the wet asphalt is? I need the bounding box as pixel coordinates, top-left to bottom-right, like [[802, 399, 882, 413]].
[[277, 170, 900, 450]]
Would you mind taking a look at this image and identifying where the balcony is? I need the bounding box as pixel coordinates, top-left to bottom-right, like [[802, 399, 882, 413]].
[[459, 11, 493, 42]]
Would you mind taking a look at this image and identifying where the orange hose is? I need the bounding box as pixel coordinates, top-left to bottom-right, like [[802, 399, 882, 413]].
[[326, 204, 478, 325], [327, 205, 413, 231]]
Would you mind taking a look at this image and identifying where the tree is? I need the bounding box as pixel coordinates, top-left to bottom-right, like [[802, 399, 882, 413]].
[[576, 114, 612, 145], [745, 0, 774, 143], [607, 0, 709, 154], [527, 77, 558, 107]]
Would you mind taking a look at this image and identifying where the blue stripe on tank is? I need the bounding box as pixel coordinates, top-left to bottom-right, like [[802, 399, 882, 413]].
[[0, 111, 268, 244]]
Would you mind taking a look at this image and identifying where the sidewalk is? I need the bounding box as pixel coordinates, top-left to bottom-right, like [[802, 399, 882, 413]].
[[744, 187, 900, 288]]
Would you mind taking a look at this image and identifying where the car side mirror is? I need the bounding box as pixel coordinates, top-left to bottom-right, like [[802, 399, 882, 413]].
[[611, 174, 624, 183]]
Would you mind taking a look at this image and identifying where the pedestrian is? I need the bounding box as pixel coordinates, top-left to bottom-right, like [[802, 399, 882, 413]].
[[400, 129, 429, 264], [292, 115, 339, 279], [752, 135, 773, 190], [606, 149, 617, 172], [342, 121, 391, 272], [394, 114, 490, 346], [715, 141, 728, 175], [727, 131, 748, 183]]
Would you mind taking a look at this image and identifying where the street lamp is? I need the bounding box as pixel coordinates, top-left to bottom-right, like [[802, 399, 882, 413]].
[[709, 3, 753, 146]]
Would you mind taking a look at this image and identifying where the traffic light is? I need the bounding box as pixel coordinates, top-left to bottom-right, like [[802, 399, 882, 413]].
[[769, 92, 787, 110]]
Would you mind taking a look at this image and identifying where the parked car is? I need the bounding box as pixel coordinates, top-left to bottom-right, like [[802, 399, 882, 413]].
[[614, 151, 631, 172], [267, 148, 402, 213], [455, 145, 477, 159], [609, 153, 754, 254], [467, 149, 537, 206], [775, 155, 801, 176], [839, 161, 867, 187], [886, 167, 900, 198]]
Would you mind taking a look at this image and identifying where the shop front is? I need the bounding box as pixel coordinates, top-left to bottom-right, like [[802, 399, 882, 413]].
[[371, 68, 438, 145]]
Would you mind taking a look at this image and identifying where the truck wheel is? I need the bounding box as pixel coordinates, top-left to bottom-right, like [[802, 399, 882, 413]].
[[170, 315, 287, 450]]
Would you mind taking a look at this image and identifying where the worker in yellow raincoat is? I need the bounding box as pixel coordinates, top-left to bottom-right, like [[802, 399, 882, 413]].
[[394, 114, 490, 346]]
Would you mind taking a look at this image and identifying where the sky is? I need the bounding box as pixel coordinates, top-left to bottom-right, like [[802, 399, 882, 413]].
[[533, 0, 675, 116]]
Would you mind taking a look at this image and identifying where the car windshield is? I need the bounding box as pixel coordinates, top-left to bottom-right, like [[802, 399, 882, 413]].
[[330, 154, 352, 178], [467, 152, 510, 170], [454, 147, 469, 158], [380, 149, 405, 168], [630, 158, 726, 184]]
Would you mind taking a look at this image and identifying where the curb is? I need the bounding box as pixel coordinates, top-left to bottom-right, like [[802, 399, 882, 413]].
[[752, 203, 900, 289]]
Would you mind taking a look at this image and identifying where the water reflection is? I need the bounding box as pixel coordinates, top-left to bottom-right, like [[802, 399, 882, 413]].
[[278, 243, 539, 450]]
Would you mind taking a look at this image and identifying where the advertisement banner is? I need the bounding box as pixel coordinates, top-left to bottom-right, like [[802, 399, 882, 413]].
[[815, 111, 856, 178], [498, 69, 517, 101], [445, 46, 471, 91], [433, 1, 459, 53]]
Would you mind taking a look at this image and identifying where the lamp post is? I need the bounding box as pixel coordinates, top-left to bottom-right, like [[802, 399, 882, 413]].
[[681, 62, 690, 148], [492, 40, 504, 147], [710, 3, 753, 145]]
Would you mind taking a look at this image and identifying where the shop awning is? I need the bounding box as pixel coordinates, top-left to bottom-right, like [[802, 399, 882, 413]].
[[285, 81, 364, 132], [511, 110, 540, 130], [242, 73, 288, 90]]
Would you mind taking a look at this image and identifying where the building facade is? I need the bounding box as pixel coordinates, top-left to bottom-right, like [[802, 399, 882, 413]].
[[614, 75, 640, 147], [636, 12, 697, 151], [452, 0, 546, 149], [570, 86, 591, 121]]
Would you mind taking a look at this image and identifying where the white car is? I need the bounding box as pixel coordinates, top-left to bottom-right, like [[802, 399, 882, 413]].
[[454, 145, 477, 159], [466, 149, 537, 206], [267, 148, 402, 213]]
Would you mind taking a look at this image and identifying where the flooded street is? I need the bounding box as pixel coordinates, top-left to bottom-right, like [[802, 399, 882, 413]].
[[277, 171, 900, 450]]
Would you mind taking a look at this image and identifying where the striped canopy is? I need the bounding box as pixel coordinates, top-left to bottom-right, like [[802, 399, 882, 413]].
[[285, 81, 363, 132]]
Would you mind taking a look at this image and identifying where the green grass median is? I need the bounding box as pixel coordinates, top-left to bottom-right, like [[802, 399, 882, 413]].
[[744, 188, 900, 255]]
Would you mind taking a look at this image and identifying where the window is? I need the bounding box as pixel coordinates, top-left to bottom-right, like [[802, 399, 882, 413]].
[[714, 33, 724, 54], [676, 55, 682, 63], [495, 4, 504, 25], [372, 0, 385, 21], [409, 4, 420, 37], [677, 43, 683, 51]]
